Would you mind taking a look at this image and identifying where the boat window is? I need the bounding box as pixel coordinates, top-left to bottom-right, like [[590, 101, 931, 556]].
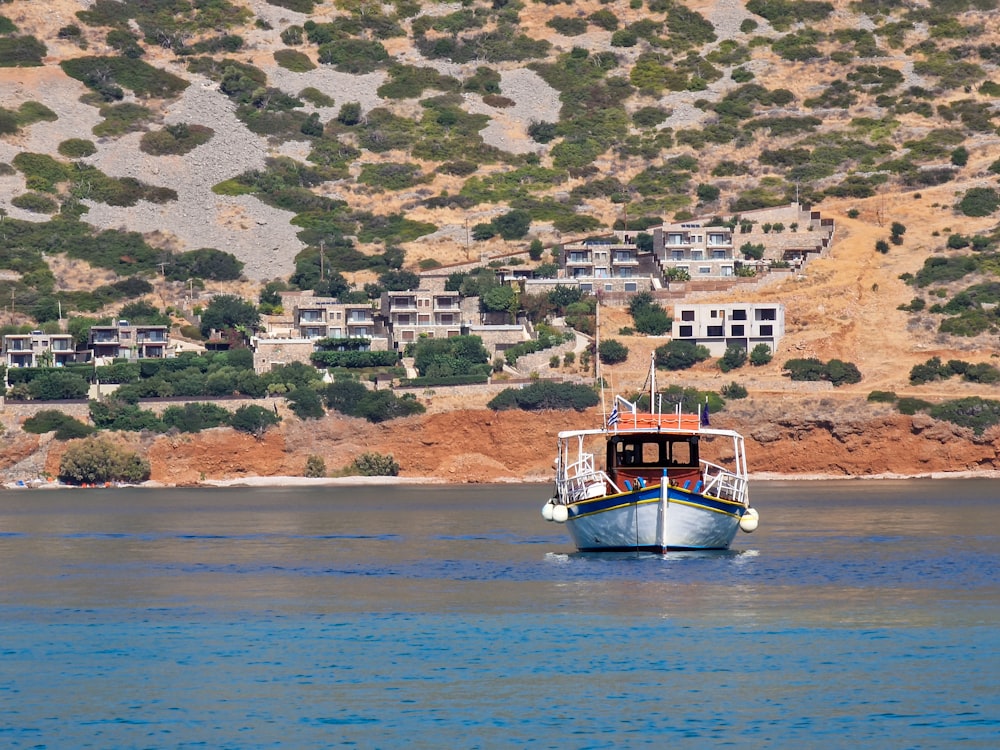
[[641, 442, 660, 464], [668, 439, 694, 466]]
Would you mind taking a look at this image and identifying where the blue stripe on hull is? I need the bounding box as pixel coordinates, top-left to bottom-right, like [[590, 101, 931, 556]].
[[567, 484, 744, 520]]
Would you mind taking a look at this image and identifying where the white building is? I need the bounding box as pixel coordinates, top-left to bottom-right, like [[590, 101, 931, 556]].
[[671, 303, 785, 357], [652, 221, 736, 278]]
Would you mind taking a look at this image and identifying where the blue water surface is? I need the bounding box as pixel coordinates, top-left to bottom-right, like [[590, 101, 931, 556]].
[[0, 480, 997, 748]]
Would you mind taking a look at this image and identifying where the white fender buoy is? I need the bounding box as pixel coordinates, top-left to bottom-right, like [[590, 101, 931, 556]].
[[541, 501, 555, 521], [552, 504, 569, 523], [739, 507, 759, 533]]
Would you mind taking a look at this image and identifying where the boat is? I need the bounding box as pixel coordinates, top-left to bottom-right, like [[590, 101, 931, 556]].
[[541, 354, 759, 552]]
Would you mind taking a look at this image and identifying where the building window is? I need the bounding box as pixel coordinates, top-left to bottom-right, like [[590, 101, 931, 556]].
[[681, 310, 695, 321], [671, 250, 684, 261], [760, 325, 773, 336], [679, 325, 693, 337], [731, 309, 747, 321], [707, 325, 724, 337], [624, 282, 637, 292], [580, 284, 592, 292], [698, 266, 711, 274], [731, 325, 744, 336], [604, 284, 613, 292], [756, 307, 777, 321]]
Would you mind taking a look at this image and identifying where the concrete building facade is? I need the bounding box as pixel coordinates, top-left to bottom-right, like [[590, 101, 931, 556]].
[[671, 302, 785, 357]]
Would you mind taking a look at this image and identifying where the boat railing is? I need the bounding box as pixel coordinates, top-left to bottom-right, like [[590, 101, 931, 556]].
[[557, 452, 612, 503], [699, 460, 749, 505]]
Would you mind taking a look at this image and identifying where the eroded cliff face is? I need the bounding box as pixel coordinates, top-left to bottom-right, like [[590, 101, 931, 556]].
[[23, 402, 1000, 486]]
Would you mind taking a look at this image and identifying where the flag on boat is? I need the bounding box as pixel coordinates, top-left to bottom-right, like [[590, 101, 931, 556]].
[[701, 400, 710, 427], [607, 404, 620, 427]]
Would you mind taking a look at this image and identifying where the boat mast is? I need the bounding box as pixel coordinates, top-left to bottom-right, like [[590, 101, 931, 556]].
[[597, 297, 606, 425]]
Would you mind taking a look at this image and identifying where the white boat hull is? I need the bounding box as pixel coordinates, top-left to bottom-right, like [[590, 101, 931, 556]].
[[564, 486, 743, 552]]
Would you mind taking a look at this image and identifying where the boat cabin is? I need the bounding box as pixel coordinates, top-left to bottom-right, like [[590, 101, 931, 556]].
[[607, 434, 702, 491]]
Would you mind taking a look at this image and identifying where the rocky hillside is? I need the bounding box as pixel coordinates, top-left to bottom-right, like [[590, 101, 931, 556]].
[[3, 0, 1000, 482]]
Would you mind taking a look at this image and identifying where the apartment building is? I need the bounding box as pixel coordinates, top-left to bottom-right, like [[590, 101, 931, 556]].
[[2, 330, 77, 368], [292, 296, 389, 348], [88, 321, 170, 362], [671, 303, 785, 357], [382, 290, 467, 348], [652, 221, 736, 278]]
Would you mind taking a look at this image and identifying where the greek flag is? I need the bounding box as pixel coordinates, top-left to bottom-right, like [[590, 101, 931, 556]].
[[700, 401, 710, 427], [607, 404, 620, 428]]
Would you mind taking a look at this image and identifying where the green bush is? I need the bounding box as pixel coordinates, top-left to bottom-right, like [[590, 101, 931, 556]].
[[299, 87, 334, 106], [26, 371, 90, 400], [548, 17, 587, 36], [358, 162, 424, 190], [957, 187, 1000, 217], [22, 410, 95, 440], [58, 436, 151, 485], [16, 101, 57, 126], [311, 350, 399, 368], [11, 193, 58, 214], [0, 36, 46, 67], [350, 452, 399, 476], [783, 357, 861, 385], [929, 397, 1000, 435], [487, 381, 599, 411], [909, 356, 949, 385], [413, 335, 490, 378], [274, 48, 315, 72], [304, 454, 326, 477], [287, 386, 325, 420], [719, 345, 747, 373], [598, 339, 629, 365], [628, 292, 671, 335], [139, 123, 213, 156], [58, 139, 98, 158], [61, 56, 189, 98], [655, 340, 710, 370], [160, 402, 233, 433], [318, 39, 389, 73], [782, 357, 826, 381], [230, 404, 280, 438], [720, 382, 748, 399], [749, 343, 773, 366], [93, 102, 152, 136]]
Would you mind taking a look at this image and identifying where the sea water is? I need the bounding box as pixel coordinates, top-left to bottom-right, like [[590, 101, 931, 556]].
[[0, 480, 997, 748]]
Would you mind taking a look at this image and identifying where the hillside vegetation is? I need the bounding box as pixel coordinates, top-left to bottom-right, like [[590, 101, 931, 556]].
[[4, 0, 1000, 482], [0, 1, 998, 287]]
